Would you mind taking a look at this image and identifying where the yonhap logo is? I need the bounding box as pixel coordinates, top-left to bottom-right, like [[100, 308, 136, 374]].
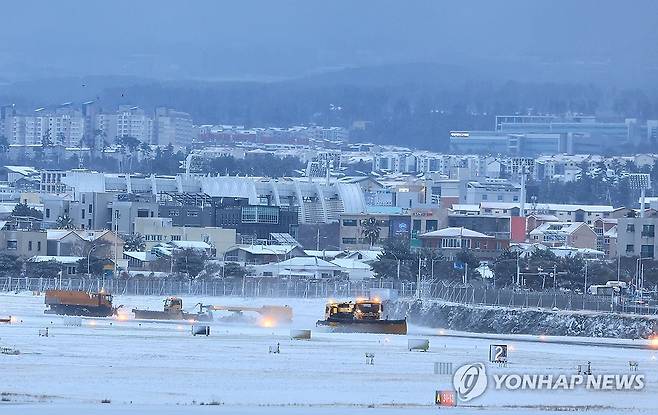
[[453, 363, 487, 402]]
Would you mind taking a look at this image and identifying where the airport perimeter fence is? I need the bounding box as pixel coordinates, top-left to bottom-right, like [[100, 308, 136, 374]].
[[1, 275, 657, 316]]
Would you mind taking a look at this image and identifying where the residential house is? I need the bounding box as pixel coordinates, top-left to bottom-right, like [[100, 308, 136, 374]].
[[255, 256, 342, 279], [419, 227, 509, 260], [529, 222, 597, 249], [224, 244, 305, 265]]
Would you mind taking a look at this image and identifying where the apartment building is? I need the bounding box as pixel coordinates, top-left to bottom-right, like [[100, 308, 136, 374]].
[[155, 108, 194, 147], [617, 215, 658, 258], [97, 106, 153, 144]]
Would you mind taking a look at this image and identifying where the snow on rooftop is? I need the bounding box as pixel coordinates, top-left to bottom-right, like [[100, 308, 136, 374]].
[[420, 227, 493, 239], [330, 258, 371, 270], [233, 244, 298, 255], [170, 240, 211, 250], [28, 255, 83, 264]]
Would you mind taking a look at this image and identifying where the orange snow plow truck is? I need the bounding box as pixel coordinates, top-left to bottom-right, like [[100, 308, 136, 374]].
[[44, 290, 120, 317]]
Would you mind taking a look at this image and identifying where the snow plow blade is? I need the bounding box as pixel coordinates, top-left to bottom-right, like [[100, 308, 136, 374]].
[[132, 309, 213, 322], [316, 318, 407, 335]]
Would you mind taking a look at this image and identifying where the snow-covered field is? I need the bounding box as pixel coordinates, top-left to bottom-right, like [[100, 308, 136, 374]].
[[1, 292, 657, 414]]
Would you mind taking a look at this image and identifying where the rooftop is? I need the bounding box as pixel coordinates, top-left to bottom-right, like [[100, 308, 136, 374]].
[[420, 227, 493, 239]]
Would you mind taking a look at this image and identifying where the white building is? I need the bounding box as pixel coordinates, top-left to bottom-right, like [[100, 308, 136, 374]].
[[9, 111, 85, 146], [97, 106, 153, 144], [155, 108, 194, 148]]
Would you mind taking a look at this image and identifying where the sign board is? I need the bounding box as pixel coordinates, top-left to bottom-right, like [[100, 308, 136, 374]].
[[489, 344, 508, 363], [435, 390, 456, 406]]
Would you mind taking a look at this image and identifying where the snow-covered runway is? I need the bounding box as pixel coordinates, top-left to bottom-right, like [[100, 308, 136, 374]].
[[1, 293, 657, 414]]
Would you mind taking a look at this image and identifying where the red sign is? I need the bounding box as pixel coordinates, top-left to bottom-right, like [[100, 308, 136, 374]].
[[435, 390, 456, 407]]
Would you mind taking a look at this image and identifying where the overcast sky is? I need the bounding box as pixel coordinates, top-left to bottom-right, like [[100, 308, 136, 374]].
[[1, 0, 656, 84]]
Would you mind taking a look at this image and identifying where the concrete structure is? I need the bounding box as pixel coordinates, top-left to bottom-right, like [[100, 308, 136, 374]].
[[7, 107, 85, 146], [465, 179, 521, 204], [96, 106, 153, 144], [617, 215, 658, 258], [155, 108, 194, 148], [134, 217, 236, 256], [339, 212, 411, 250], [62, 173, 367, 225], [69, 192, 115, 230], [0, 229, 47, 257], [110, 197, 159, 235]]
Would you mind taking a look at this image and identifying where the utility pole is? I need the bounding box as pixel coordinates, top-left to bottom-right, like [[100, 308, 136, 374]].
[[516, 251, 521, 286], [464, 262, 468, 285], [416, 252, 422, 299], [584, 260, 588, 296], [113, 210, 119, 278], [316, 228, 320, 251]]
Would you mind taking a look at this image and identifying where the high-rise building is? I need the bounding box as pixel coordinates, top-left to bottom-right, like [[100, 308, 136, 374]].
[[155, 107, 193, 147], [97, 106, 153, 144], [9, 106, 85, 146]]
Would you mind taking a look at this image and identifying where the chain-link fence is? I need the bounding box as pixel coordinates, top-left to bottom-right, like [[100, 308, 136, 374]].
[[2, 275, 656, 316], [0, 276, 418, 299]]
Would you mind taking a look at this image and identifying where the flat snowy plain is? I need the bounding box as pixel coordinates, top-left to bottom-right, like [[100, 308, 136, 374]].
[[1, 292, 657, 414]]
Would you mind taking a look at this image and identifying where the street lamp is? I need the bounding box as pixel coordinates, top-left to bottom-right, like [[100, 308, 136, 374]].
[[636, 257, 652, 297], [321, 244, 342, 261], [87, 243, 106, 276], [388, 251, 401, 280], [220, 245, 240, 279]]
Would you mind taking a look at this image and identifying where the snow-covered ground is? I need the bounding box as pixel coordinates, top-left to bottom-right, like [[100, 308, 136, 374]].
[[1, 292, 657, 414]]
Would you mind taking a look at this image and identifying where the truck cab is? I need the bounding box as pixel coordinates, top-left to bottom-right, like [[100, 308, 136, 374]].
[[164, 297, 183, 313]]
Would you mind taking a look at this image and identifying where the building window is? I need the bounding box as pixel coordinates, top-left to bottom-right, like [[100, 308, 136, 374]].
[[37, 241, 41, 251], [626, 244, 634, 253], [7, 240, 17, 250], [641, 245, 654, 258], [168, 210, 180, 216], [28, 241, 32, 251], [626, 224, 635, 232], [137, 209, 150, 218], [642, 224, 655, 237], [81, 209, 85, 219], [342, 238, 357, 244], [441, 238, 461, 248], [497, 195, 503, 201], [342, 219, 358, 227], [88, 204, 93, 214], [171, 235, 181, 241], [45, 208, 50, 218], [187, 211, 199, 217]]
